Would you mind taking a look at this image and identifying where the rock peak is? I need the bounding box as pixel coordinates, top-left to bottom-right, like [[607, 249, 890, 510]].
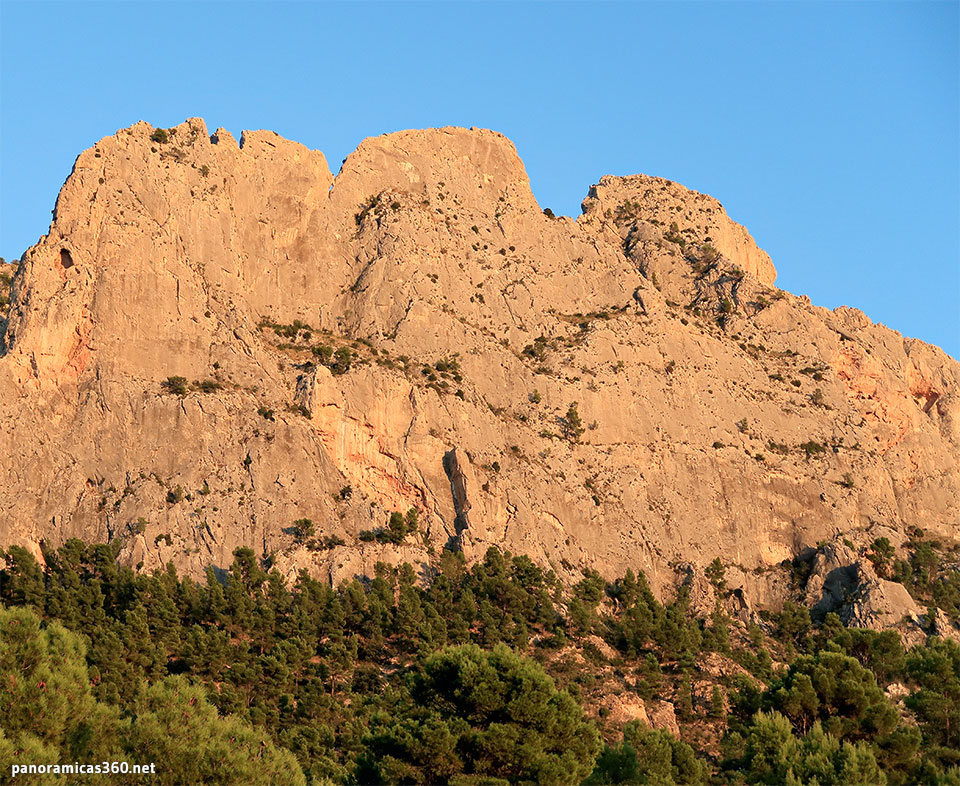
[[580, 173, 777, 286], [330, 125, 541, 217]]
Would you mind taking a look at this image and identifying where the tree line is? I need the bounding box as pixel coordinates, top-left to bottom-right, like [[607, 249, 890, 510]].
[[1, 539, 959, 784]]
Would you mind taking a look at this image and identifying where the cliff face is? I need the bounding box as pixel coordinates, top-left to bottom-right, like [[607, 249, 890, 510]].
[[2, 118, 957, 612]]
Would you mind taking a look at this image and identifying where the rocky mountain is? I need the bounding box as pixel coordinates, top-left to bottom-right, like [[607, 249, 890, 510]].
[[2, 118, 957, 624]]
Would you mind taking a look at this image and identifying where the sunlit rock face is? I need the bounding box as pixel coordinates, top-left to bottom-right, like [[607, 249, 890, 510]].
[[1, 118, 957, 619]]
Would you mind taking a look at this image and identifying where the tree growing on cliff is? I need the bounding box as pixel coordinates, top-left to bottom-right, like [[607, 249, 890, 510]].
[[561, 402, 585, 442], [292, 518, 315, 543]]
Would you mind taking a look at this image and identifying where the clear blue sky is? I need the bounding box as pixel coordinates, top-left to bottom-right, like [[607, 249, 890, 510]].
[[1, 1, 957, 357]]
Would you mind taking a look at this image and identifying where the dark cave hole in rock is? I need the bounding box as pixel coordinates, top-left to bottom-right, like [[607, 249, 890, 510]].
[[60, 249, 74, 269]]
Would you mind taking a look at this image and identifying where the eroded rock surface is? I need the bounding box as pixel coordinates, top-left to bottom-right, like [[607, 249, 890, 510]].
[[1, 119, 957, 612]]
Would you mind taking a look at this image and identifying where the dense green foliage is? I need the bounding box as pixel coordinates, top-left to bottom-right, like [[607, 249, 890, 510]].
[[357, 644, 598, 784], [585, 722, 707, 785], [889, 533, 960, 625], [737, 712, 886, 786], [2, 539, 960, 784], [0, 606, 304, 785]]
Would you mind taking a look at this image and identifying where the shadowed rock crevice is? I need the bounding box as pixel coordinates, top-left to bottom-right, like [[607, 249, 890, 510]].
[[443, 448, 472, 543]]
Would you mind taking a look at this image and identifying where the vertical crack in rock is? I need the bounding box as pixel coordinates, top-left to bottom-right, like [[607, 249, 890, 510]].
[[443, 448, 471, 547]]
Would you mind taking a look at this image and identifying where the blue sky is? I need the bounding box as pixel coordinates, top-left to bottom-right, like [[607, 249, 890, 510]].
[[1, 1, 957, 357]]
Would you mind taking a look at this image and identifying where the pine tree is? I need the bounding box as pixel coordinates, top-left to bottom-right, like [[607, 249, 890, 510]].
[[127, 676, 306, 786], [562, 402, 586, 441], [1, 546, 46, 608], [677, 677, 695, 720], [360, 644, 600, 784], [710, 685, 726, 720]]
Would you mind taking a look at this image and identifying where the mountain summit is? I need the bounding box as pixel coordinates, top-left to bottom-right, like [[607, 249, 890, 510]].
[[2, 118, 957, 623]]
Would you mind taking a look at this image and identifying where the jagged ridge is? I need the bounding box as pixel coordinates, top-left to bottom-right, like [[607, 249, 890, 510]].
[[1, 119, 957, 635]]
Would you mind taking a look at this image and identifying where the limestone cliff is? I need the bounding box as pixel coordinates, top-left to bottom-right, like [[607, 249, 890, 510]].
[[2, 119, 957, 617]]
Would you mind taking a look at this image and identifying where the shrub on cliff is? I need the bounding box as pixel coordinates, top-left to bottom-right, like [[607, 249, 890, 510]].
[[161, 376, 188, 396]]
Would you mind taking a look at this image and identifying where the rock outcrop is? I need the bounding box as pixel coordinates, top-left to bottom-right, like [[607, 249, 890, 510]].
[[805, 539, 926, 642], [1, 119, 958, 615]]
